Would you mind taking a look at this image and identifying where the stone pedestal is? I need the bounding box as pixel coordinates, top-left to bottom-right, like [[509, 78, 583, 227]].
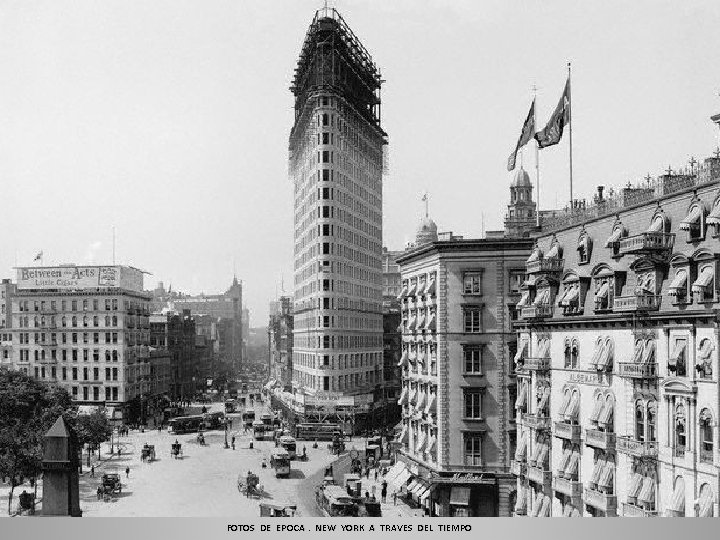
[[41, 416, 82, 517]]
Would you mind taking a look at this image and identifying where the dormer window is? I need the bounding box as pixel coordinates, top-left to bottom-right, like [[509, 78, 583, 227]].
[[605, 219, 626, 258], [707, 193, 720, 237], [577, 228, 593, 265], [679, 202, 705, 241]]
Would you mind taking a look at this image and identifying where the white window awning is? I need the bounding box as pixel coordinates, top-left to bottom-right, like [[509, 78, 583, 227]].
[[398, 350, 409, 367], [415, 432, 428, 454], [589, 396, 604, 422], [539, 495, 551, 517], [425, 313, 436, 331], [407, 316, 417, 331], [632, 339, 644, 364], [605, 227, 622, 247], [590, 458, 605, 484], [517, 290, 531, 308], [514, 339, 528, 362], [425, 278, 436, 296], [647, 216, 664, 233], [596, 339, 614, 370], [428, 435, 437, 453], [638, 477, 655, 505], [698, 487, 714, 517], [533, 289, 550, 306], [425, 393, 436, 415], [545, 243, 560, 259], [537, 386, 550, 413], [514, 433, 528, 461], [564, 391, 580, 421], [679, 206, 702, 231], [560, 284, 579, 307], [527, 247, 542, 263], [558, 390, 572, 417], [598, 398, 613, 425], [668, 340, 686, 368], [598, 459, 615, 488], [515, 381, 527, 409], [668, 269, 687, 296], [692, 265, 714, 290], [514, 486, 527, 513], [417, 312, 426, 328], [641, 340, 656, 364], [565, 450, 580, 477], [407, 281, 418, 297], [708, 205, 720, 226], [628, 473, 643, 499], [557, 447, 572, 471], [398, 387, 408, 406], [536, 339, 551, 359], [398, 284, 408, 300], [670, 478, 685, 513], [415, 391, 427, 411]]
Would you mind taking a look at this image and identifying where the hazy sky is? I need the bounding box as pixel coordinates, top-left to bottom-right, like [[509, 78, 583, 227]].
[[1, 0, 719, 324]]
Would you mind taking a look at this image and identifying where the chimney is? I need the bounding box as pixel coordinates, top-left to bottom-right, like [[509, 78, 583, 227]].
[[597, 185, 605, 202]]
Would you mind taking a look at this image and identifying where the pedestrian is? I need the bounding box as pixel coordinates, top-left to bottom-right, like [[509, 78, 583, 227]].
[[125, 467, 130, 479], [393, 491, 397, 505], [232, 436, 236, 450], [381, 486, 387, 503], [365, 491, 370, 500], [374, 468, 378, 481], [90, 466, 95, 478]]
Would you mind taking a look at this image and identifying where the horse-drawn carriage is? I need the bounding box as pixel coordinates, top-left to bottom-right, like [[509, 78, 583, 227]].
[[96, 473, 122, 500], [196, 432, 206, 445], [260, 502, 297, 517], [237, 471, 261, 498], [141, 444, 156, 462], [171, 441, 183, 459]]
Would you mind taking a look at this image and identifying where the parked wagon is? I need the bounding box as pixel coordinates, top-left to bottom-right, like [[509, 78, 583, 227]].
[[237, 471, 261, 498], [141, 444, 156, 462]]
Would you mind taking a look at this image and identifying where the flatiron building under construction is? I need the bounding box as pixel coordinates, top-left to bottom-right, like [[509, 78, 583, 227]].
[[279, 8, 387, 431]]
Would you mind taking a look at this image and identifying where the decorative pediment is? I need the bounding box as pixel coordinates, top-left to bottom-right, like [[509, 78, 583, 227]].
[[661, 377, 697, 397], [670, 253, 690, 267], [691, 247, 716, 263], [648, 204, 670, 233], [605, 215, 627, 249]]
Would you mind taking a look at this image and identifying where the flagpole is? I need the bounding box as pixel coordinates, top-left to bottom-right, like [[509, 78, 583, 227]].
[[568, 62, 573, 211], [534, 86, 540, 228]]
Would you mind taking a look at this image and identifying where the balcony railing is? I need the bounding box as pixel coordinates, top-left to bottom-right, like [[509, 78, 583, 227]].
[[618, 232, 674, 255], [521, 305, 554, 320], [522, 413, 551, 431], [554, 421, 581, 442], [510, 460, 526, 476], [584, 487, 617, 515], [585, 429, 615, 450], [613, 294, 661, 312], [526, 258, 564, 274], [554, 476, 582, 498], [622, 503, 658, 517], [616, 362, 658, 379], [525, 357, 550, 371], [616, 436, 658, 458], [527, 465, 551, 485]]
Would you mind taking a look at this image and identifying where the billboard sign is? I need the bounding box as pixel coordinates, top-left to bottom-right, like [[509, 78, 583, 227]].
[[17, 265, 144, 292]]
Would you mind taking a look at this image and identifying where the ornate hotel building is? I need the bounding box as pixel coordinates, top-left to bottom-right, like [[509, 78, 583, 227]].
[[287, 8, 387, 429], [394, 213, 533, 517], [511, 144, 720, 517], [10, 264, 152, 424]]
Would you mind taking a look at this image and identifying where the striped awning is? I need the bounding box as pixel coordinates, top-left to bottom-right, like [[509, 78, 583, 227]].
[[564, 391, 580, 421], [628, 473, 643, 498], [708, 204, 720, 226], [598, 459, 615, 488], [647, 216, 664, 233], [590, 459, 605, 484], [531, 493, 544, 516], [589, 396, 604, 422], [557, 447, 571, 471], [558, 390, 572, 417], [669, 477, 685, 512], [514, 339, 528, 362], [596, 339, 614, 370], [517, 290, 531, 308], [546, 243, 561, 259], [679, 205, 702, 231], [514, 486, 527, 513], [698, 486, 714, 517], [415, 432, 428, 454], [598, 398, 614, 425], [539, 495, 552, 517], [425, 278, 436, 296], [425, 393, 436, 415], [693, 265, 714, 292], [537, 386, 550, 413], [641, 340, 656, 364], [638, 477, 655, 505], [398, 387, 408, 406], [565, 450, 580, 477]]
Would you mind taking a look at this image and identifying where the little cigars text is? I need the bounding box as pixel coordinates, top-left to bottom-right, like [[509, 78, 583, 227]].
[[226, 524, 472, 533]]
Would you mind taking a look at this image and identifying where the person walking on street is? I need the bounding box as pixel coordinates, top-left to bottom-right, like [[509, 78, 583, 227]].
[[125, 467, 130, 479], [393, 491, 397, 505], [231, 435, 236, 450], [374, 468, 378, 481], [90, 466, 95, 478]]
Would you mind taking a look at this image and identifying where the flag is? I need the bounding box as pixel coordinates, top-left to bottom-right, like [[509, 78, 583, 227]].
[[507, 100, 536, 171], [535, 77, 570, 148], [34, 251, 43, 261]]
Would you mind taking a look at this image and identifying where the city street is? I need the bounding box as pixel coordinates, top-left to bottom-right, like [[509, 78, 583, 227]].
[[78, 401, 337, 517]]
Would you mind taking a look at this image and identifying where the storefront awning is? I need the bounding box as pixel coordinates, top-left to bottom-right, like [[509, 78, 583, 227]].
[[449, 486, 471, 506], [708, 205, 720, 226], [391, 469, 412, 491], [384, 462, 404, 483], [670, 477, 685, 512], [698, 486, 714, 517], [77, 405, 101, 416]]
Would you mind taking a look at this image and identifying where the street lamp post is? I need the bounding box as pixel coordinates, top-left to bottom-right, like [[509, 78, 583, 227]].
[[224, 418, 229, 449]]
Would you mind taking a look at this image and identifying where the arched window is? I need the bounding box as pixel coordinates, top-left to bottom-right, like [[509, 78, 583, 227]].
[[83, 316, 88, 327], [698, 484, 715, 517], [105, 316, 111, 326], [72, 316, 77, 327], [700, 408, 714, 463], [40, 316, 45, 326], [571, 339, 579, 368], [33, 316, 38, 328], [635, 401, 645, 442], [675, 404, 686, 456], [647, 401, 657, 442]]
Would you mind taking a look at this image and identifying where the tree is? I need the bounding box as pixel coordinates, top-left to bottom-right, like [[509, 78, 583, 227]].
[[74, 408, 112, 461], [0, 368, 74, 514]]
